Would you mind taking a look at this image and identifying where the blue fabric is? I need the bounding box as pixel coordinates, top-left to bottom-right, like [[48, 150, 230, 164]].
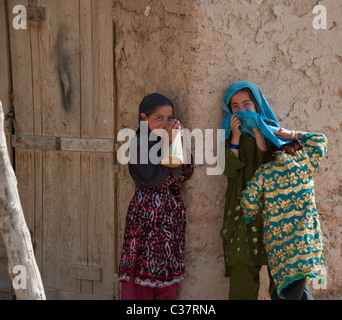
[[222, 81, 290, 148]]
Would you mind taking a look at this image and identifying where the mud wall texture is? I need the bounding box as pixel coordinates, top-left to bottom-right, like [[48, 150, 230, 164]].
[[113, 0, 342, 300]]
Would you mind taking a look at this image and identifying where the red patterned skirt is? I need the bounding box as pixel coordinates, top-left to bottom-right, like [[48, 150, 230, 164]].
[[118, 174, 188, 287]]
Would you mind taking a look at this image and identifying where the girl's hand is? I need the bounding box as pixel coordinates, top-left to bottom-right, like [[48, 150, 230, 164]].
[[165, 119, 183, 144], [274, 128, 293, 140], [230, 114, 242, 137], [153, 119, 183, 143]]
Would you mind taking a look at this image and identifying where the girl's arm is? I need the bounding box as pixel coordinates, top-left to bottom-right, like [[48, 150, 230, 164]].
[[301, 133, 328, 172], [252, 127, 267, 151], [229, 114, 242, 158], [274, 128, 306, 141], [275, 129, 328, 172]]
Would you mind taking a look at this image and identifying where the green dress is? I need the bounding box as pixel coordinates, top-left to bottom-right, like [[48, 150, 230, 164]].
[[221, 134, 268, 276]]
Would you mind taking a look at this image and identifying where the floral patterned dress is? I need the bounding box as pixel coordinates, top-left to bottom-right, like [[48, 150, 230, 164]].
[[242, 133, 327, 297]]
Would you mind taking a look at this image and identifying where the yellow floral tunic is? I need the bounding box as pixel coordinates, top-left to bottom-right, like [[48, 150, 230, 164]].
[[241, 133, 327, 296]]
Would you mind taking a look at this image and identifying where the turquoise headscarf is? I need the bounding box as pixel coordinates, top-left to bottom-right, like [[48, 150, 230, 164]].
[[222, 81, 290, 148]]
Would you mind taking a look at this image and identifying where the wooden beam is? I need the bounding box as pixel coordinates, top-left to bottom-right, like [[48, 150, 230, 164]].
[[60, 138, 114, 153], [12, 135, 116, 153], [71, 265, 102, 281], [12, 135, 59, 151]]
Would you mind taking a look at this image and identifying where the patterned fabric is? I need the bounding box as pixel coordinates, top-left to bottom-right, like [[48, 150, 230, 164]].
[[241, 133, 328, 297], [119, 163, 194, 288], [221, 135, 268, 275], [223, 111, 293, 148], [222, 81, 279, 140]]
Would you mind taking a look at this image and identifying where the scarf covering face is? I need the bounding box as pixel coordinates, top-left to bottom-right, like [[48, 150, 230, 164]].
[[222, 81, 290, 148], [128, 93, 182, 187]]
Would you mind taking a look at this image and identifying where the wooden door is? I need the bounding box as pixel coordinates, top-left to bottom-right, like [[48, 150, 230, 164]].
[[1, 0, 119, 300]]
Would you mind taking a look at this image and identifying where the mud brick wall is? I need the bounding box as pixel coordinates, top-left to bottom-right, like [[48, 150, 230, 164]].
[[114, 0, 342, 299]]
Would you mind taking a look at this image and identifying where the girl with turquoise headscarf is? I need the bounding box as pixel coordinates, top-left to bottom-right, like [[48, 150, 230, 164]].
[[221, 81, 283, 300]]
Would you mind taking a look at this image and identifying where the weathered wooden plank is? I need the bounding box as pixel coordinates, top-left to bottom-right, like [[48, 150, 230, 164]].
[[34, 149, 43, 271], [39, 0, 81, 137], [44, 287, 59, 300], [60, 138, 114, 152], [80, 0, 93, 139], [29, 2, 42, 138], [38, 0, 60, 136], [14, 149, 35, 236], [0, 0, 11, 122], [89, 0, 115, 138], [29, 1, 44, 276], [12, 135, 116, 153], [41, 150, 61, 289], [7, 0, 34, 135], [57, 0, 81, 138], [28, 3, 44, 276], [80, 0, 116, 138], [12, 135, 59, 150], [113, 273, 120, 300], [0, 279, 12, 293], [58, 151, 81, 293], [79, 151, 93, 294], [71, 265, 102, 281], [90, 0, 117, 296], [41, 151, 81, 293], [91, 153, 116, 296]]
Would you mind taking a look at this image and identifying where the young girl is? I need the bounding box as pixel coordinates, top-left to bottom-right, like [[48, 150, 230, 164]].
[[118, 93, 194, 300], [221, 81, 278, 300], [242, 129, 328, 299]]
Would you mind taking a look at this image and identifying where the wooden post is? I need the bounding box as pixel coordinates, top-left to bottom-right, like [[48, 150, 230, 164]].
[[0, 100, 45, 300]]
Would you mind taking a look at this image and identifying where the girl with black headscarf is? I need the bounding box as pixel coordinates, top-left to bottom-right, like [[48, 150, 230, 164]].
[[118, 93, 194, 300]]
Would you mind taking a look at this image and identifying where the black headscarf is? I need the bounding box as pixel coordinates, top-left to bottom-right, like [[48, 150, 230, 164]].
[[138, 93, 174, 123], [129, 93, 182, 188]]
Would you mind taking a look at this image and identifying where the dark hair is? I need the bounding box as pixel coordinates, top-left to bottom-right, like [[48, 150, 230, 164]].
[[263, 140, 304, 164], [138, 93, 174, 122], [229, 88, 261, 114]]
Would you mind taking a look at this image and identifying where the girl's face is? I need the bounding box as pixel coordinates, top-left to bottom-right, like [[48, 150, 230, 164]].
[[140, 105, 175, 131], [230, 91, 257, 113]]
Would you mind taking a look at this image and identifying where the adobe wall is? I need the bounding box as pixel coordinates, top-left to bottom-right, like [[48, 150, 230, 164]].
[[114, 0, 342, 299]]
